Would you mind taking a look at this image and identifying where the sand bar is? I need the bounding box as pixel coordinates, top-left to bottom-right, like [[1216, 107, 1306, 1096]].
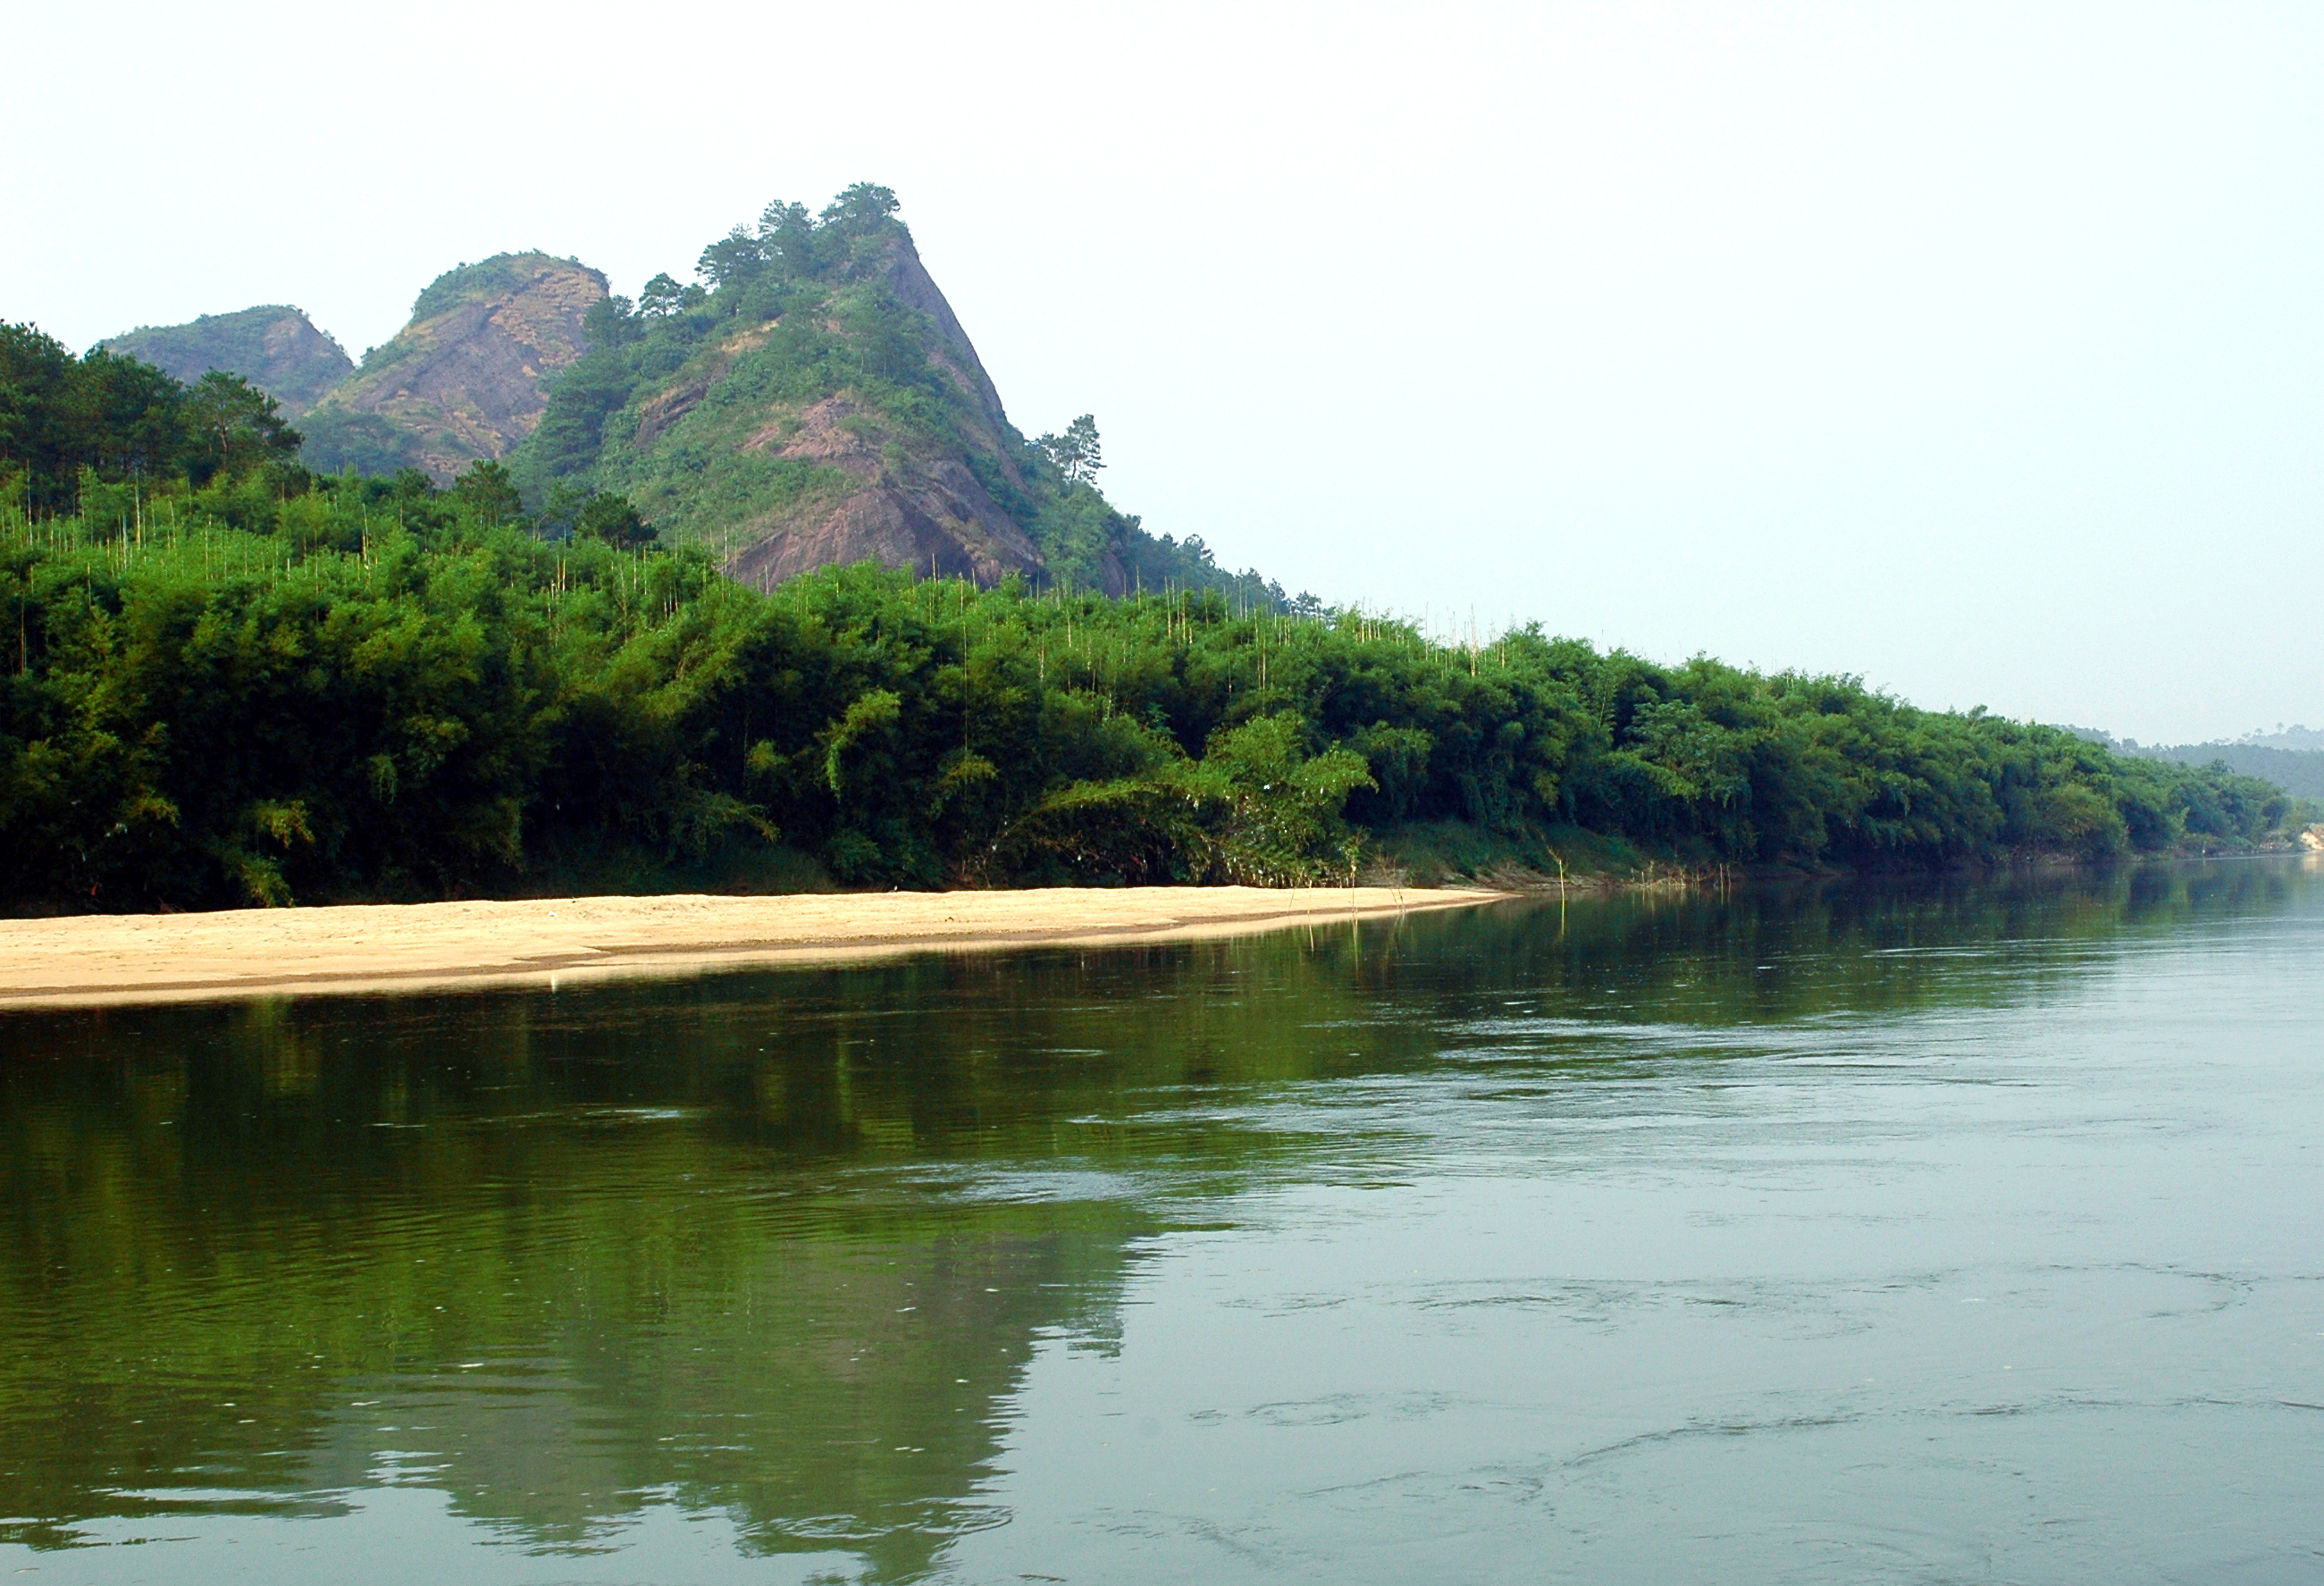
[[0, 885, 1505, 1010]]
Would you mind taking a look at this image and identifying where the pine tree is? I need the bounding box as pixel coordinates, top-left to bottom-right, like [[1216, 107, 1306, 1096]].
[[1039, 414, 1103, 484]]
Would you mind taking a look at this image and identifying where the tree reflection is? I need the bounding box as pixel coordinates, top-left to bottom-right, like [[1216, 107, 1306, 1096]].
[[0, 859, 2305, 1577]]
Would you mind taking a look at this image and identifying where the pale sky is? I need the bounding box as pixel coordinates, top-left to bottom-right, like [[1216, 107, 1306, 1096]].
[[7, 1, 2319, 743]]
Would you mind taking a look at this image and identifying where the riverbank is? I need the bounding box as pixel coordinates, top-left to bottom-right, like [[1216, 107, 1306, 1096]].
[[0, 885, 1506, 1010]]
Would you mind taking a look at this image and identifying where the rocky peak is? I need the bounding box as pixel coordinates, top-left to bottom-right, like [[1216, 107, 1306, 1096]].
[[879, 240, 1011, 441], [300, 253, 607, 482]]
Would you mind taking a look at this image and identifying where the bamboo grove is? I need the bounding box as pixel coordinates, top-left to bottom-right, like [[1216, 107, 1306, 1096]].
[[0, 461, 2304, 911]]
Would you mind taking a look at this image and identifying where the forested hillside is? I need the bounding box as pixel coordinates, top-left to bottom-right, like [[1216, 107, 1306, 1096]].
[[2124, 736, 2324, 800], [105, 306, 351, 415], [0, 441, 2303, 910], [6, 194, 2313, 915], [98, 189, 1296, 610]]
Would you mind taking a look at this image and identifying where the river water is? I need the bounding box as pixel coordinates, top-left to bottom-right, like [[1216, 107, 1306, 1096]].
[[3, 860, 2320, 1584]]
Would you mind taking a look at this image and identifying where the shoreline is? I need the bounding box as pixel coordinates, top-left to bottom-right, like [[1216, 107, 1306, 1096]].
[[0, 885, 1507, 1011]]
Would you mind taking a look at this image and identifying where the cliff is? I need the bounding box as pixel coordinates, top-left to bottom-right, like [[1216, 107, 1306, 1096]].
[[108, 191, 1283, 603], [299, 254, 606, 483], [506, 187, 1266, 601]]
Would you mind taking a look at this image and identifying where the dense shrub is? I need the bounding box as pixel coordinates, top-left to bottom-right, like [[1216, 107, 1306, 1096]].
[[0, 471, 2302, 911]]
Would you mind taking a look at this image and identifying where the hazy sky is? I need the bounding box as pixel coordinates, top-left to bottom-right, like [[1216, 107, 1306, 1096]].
[[7, 1, 2319, 743]]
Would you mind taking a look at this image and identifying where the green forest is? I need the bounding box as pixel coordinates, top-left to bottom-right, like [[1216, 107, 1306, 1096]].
[[3, 312, 2312, 912]]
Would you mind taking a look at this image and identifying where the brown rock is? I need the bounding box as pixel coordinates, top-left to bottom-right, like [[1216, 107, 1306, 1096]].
[[726, 398, 1041, 589], [308, 254, 607, 482]]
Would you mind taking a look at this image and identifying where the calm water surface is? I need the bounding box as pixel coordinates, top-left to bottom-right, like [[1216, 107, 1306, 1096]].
[[4, 861, 2321, 1583]]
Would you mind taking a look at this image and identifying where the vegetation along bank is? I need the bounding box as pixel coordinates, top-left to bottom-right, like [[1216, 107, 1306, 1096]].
[[3, 187, 2311, 914], [0, 462, 2304, 913]]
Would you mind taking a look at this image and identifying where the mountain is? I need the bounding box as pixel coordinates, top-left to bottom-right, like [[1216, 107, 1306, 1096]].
[[298, 253, 607, 483], [104, 306, 352, 415], [506, 185, 1273, 600], [2070, 725, 2324, 800], [97, 190, 1288, 600], [2239, 726, 2324, 752]]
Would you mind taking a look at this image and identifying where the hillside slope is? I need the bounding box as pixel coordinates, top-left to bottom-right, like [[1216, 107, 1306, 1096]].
[[2128, 741, 2324, 799], [300, 254, 606, 482], [508, 186, 1271, 600], [104, 306, 351, 415], [4, 323, 2310, 909]]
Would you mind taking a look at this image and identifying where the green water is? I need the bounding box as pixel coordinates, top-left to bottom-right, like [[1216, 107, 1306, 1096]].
[[4, 860, 2320, 1583]]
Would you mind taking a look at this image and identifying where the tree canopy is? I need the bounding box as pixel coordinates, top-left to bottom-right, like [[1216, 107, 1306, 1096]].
[[0, 456, 2303, 912], [3, 323, 297, 511], [1039, 415, 1103, 484]]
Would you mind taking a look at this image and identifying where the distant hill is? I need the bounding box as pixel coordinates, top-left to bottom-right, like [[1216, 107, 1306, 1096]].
[[110, 191, 1296, 602], [104, 306, 351, 415], [2068, 725, 2324, 801], [2127, 742, 2324, 800], [298, 253, 607, 483], [505, 185, 1281, 600]]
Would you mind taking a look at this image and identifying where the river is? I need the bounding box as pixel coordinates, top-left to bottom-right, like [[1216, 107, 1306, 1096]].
[[3, 859, 2319, 1582]]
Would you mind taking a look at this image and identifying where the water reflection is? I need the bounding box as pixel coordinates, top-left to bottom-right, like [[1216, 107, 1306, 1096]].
[[0, 859, 2313, 1582]]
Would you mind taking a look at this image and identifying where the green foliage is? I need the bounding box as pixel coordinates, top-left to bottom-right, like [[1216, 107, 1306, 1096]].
[[295, 407, 427, 477], [637, 273, 692, 319], [986, 712, 1372, 886], [0, 469, 2303, 913], [1, 323, 306, 512], [1025, 481, 1117, 589], [576, 491, 652, 548], [407, 256, 567, 323], [1037, 415, 1103, 483], [180, 371, 302, 485], [449, 460, 523, 528]]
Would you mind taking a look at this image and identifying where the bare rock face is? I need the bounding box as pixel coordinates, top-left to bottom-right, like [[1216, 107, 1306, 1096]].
[[702, 238, 1051, 591], [728, 487, 1039, 589], [725, 397, 1042, 590], [491, 207, 1161, 597], [304, 254, 606, 482], [880, 244, 1011, 439], [105, 306, 353, 415]]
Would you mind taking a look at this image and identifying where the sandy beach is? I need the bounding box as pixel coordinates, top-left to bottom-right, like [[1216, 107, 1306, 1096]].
[[0, 885, 1504, 1009]]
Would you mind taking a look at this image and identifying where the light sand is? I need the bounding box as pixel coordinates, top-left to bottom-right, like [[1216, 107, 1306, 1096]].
[[0, 886, 1506, 1009]]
